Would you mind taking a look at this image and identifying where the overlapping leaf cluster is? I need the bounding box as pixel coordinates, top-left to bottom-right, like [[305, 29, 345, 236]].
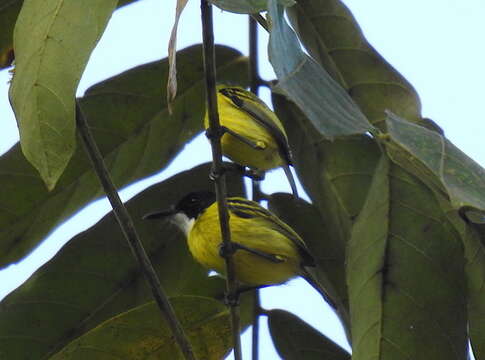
[[268, 1, 484, 359], [1, 0, 484, 359]]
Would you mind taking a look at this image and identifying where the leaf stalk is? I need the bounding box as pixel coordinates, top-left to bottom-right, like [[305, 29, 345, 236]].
[[75, 102, 196, 360]]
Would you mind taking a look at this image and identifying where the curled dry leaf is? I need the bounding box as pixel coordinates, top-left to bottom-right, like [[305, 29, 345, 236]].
[[167, 0, 190, 113]]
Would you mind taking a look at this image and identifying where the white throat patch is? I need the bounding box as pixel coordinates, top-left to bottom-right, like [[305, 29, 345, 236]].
[[170, 212, 195, 236]]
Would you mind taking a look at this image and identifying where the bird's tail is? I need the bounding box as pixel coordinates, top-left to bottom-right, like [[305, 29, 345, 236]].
[[301, 267, 352, 343], [282, 164, 299, 199]]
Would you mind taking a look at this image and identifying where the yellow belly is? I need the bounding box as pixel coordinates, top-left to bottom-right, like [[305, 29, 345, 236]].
[[187, 204, 302, 285], [204, 97, 284, 171]]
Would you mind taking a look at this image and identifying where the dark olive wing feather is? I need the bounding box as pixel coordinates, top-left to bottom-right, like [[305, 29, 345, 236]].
[[227, 197, 314, 266], [219, 88, 293, 165]]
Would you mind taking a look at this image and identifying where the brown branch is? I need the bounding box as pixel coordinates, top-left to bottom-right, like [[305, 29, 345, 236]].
[[75, 102, 196, 360], [200, 1, 242, 359]]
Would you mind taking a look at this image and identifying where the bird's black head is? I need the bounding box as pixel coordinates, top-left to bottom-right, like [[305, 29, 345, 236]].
[[142, 191, 216, 221], [175, 191, 216, 219]]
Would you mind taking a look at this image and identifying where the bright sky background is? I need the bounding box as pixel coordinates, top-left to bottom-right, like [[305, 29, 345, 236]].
[[0, 0, 484, 359]]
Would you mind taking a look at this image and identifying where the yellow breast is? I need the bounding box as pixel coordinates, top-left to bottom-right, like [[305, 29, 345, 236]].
[[187, 203, 302, 285], [204, 94, 285, 171]]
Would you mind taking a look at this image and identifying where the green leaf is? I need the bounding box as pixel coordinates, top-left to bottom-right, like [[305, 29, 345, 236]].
[[433, 194, 485, 359], [50, 296, 232, 360], [0, 162, 245, 359], [272, 93, 380, 252], [286, 0, 435, 132], [268, 193, 350, 333], [385, 111, 485, 212], [0, 0, 143, 70], [0, 44, 248, 268], [0, 0, 20, 68], [210, 0, 294, 13], [268, 309, 350, 360], [9, 0, 119, 189], [117, 0, 143, 7], [465, 223, 485, 360], [347, 156, 467, 359], [267, 0, 373, 138]]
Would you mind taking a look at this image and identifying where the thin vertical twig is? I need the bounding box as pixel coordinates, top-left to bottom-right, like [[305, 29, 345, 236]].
[[200, 1, 242, 359], [75, 103, 196, 360], [249, 15, 259, 94], [249, 15, 262, 360]]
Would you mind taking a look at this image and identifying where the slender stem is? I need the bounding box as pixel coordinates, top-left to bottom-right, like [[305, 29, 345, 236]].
[[250, 180, 263, 360], [75, 103, 196, 360], [250, 175, 262, 360], [249, 16, 259, 94], [249, 15, 266, 92], [249, 16, 262, 360], [200, 1, 242, 359], [250, 181, 263, 360], [251, 290, 261, 360]]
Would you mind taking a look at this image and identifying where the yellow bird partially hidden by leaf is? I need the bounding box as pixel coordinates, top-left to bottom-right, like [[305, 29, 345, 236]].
[[204, 85, 298, 197]]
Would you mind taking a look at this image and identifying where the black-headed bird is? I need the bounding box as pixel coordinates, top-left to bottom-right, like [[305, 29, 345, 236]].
[[205, 85, 298, 198], [143, 191, 330, 300]]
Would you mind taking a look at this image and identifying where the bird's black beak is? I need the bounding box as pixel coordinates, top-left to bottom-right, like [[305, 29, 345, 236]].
[[142, 206, 176, 220]]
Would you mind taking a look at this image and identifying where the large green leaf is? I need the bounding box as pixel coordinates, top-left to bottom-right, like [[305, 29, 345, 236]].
[[433, 194, 485, 359], [385, 112, 485, 212], [286, 0, 438, 133], [0, 44, 248, 269], [50, 297, 232, 360], [272, 93, 380, 251], [268, 193, 349, 333], [267, 0, 372, 138], [347, 156, 467, 359], [465, 222, 485, 360], [9, 0, 119, 189], [268, 309, 350, 360], [0, 162, 245, 359], [0, 0, 143, 70]]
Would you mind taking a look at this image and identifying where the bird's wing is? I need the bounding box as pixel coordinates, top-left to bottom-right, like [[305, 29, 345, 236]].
[[219, 88, 293, 165], [226, 197, 314, 266]]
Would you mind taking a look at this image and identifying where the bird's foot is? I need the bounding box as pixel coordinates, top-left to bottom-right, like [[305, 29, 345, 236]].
[[219, 241, 238, 258], [205, 126, 225, 141], [244, 168, 265, 181], [210, 162, 241, 180], [223, 291, 240, 307]]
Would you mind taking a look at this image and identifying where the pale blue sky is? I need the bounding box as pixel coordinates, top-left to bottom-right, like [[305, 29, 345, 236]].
[[0, 1, 483, 358]]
